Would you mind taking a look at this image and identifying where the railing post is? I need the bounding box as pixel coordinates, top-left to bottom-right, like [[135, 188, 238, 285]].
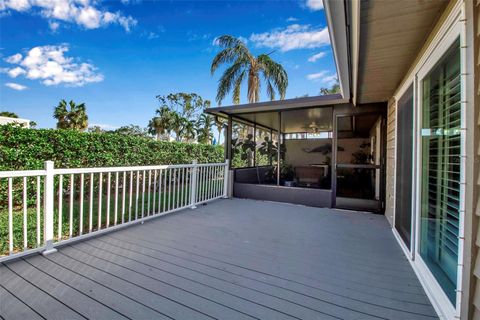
[[190, 160, 198, 209], [223, 159, 230, 198], [42, 160, 57, 255]]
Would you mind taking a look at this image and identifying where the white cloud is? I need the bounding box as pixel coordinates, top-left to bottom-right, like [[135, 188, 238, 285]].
[[307, 70, 337, 85], [49, 21, 60, 31], [3, 44, 104, 87], [305, 0, 323, 11], [0, 0, 137, 32], [308, 51, 326, 62], [5, 82, 28, 90], [5, 53, 22, 64], [286, 17, 298, 22], [7, 66, 26, 77], [250, 24, 330, 52]]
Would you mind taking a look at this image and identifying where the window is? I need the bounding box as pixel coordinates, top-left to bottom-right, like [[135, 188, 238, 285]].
[[419, 39, 461, 305]]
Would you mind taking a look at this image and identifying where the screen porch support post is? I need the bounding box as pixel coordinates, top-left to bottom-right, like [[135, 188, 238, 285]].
[[226, 115, 233, 170], [253, 123, 256, 166], [277, 112, 281, 186], [269, 128, 273, 166]]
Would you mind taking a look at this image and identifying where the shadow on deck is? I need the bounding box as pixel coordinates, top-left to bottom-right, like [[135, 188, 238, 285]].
[[0, 198, 437, 320]]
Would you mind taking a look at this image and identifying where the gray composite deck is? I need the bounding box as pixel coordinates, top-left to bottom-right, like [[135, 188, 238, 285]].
[[0, 198, 438, 320]]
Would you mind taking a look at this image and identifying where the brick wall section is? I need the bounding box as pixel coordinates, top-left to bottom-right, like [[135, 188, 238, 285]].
[[385, 98, 396, 226]]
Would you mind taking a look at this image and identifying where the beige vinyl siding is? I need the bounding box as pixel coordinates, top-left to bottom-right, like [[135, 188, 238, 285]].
[[472, 1, 480, 319], [385, 98, 396, 226]]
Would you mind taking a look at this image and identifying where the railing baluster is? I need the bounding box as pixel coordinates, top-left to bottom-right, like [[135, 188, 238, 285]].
[[106, 172, 111, 228], [174, 168, 178, 209], [135, 170, 139, 220], [181, 167, 186, 207], [8, 177, 13, 254], [158, 169, 162, 213], [207, 166, 212, 200], [58, 174, 63, 240], [122, 171, 126, 224], [69, 174, 74, 238], [23, 177, 28, 249], [37, 176, 41, 245], [153, 170, 157, 214], [129, 171, 133, 222], [114, 172, 119, 226], [163, 169, 167, 213], [168, 169, 172, 211], [147, 170, 151, 215], [79, 173, 84, 235], [215, 166, 219, 197], [98, 172, 102, 230], [89, 173, 94, 233], [141, 170, 146, 219]]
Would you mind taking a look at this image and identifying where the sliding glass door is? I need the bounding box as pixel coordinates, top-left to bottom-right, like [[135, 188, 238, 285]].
[[395, 85, 414, 249], [419, 39, 461, 305]]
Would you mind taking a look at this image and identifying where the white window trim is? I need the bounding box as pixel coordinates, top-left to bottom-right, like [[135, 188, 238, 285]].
[[391, 2, 466, 319]]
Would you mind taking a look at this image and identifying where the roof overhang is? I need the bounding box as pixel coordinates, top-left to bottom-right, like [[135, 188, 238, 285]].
[[323, 0, 352, 101], [205, 94, 347, 117], [324, 0, 448, 104]]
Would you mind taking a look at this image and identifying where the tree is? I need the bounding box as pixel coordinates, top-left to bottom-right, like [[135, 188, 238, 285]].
[[214, 116, 227, 145], [148, 106, 175, 140], [0, 111, 19, 118], [197, 114, 215, 144], [53, 100, 88, 131], [88, 126, 104, 133], [113, 125, 149, 138], [153, 93, 211, 142], [211, 35, 288, 105], [319, 81, 340, 95]]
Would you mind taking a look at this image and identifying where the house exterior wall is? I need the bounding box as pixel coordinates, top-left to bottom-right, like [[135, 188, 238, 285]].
[[385, 98, 396, 225], [0, 116, 30, 127], [385, 0, 477, 318], [471, 1, 480, 319]]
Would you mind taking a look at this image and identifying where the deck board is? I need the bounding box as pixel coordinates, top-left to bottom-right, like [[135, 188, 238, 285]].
[[0, 198, 438, 320]]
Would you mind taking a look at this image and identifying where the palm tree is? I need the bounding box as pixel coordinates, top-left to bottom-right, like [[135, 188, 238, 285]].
[[319, 81, 340, 95], [197, 114, 215, 144], [53, 100, 88, 131], [148, 106, 174, 140], [214, 116, 226, 145], [181, 119, 197, 142], [211, 35, 288, 105]]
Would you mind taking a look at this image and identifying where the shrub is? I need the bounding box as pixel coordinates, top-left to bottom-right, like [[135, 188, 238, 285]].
[[0, 125, 224, 171]]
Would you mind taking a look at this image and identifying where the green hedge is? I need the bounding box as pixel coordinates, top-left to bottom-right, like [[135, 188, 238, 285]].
[[0, 125, 224, 171]]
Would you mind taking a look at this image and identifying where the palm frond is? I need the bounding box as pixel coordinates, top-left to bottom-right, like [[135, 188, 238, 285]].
[[216, 60, 246, 105], [257, 54, 288, 100]]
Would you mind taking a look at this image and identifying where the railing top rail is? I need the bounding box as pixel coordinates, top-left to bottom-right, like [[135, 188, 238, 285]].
[[54, 164, 194, 174], [0, 170, 46, 178], [0, 161, 227, 177], [197, 162, 227, 167]]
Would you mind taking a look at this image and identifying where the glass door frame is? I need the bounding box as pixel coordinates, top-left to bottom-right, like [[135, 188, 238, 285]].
[[412, 9, 464, 318], [332, 110, 387, 213]]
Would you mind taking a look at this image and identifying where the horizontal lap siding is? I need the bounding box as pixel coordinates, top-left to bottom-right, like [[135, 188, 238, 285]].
[[385, 99, 396, 226]]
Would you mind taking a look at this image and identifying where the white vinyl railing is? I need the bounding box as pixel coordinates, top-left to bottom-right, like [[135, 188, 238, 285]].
[[0, 160, 229, 261]]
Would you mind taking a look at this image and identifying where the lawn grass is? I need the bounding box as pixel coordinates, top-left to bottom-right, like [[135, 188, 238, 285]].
[[0, 179, 223, 256]]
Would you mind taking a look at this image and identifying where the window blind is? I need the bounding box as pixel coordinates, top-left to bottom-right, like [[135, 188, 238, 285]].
[[419, 39, 461, 305]]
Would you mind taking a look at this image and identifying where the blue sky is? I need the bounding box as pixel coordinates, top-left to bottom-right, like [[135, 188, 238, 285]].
[[0, 0, 336, 129]]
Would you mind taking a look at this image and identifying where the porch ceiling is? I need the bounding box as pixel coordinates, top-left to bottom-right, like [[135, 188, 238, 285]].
[[206, 94, 346, 133], [356, 0, 448, 104]]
